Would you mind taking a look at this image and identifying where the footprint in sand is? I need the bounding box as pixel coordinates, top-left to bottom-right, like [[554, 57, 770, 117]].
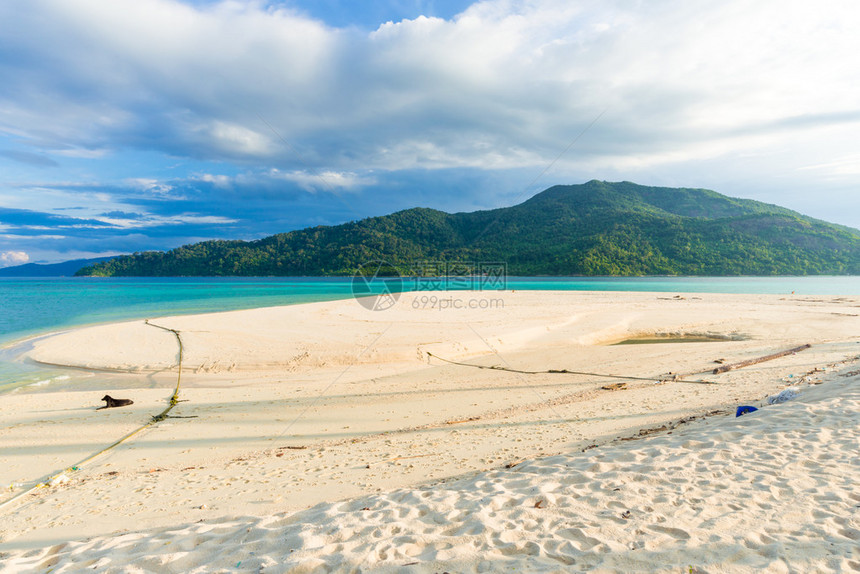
[[647, 524, 691, 540], [557, 527, 602, 551]]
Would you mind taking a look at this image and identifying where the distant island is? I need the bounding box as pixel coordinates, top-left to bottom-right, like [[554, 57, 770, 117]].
[[76, 181, 860, 277], [0, 257, 112, 278]]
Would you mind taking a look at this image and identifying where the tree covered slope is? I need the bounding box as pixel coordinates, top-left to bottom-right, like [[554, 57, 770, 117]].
[[77, 181, 860, 277]]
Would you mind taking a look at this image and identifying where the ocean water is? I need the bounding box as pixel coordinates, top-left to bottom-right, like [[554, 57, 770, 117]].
[[0, 277, 359, 394], [1, 275, 858, 394]]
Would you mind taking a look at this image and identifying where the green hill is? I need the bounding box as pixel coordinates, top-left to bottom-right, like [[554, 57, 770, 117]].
[[77, 180, 860, 277]]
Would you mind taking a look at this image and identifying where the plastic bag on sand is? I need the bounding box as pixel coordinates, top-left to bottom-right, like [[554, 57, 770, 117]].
[[736, 405, 758, 417], [48, 474, 69, 486], [767, 388, 799, 405]]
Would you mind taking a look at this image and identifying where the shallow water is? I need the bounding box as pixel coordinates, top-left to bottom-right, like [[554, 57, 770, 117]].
[[0, 277, 358, 394], [612, 336, 732, 345]]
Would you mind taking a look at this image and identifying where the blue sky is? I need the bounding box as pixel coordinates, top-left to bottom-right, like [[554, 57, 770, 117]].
[[1, 0, 859, 266]]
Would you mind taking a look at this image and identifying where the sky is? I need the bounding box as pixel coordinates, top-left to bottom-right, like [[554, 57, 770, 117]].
[[1, 0, 859, 266]]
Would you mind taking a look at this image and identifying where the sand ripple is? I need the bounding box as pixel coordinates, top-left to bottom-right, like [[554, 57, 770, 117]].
[[3, 375, 858, 573]]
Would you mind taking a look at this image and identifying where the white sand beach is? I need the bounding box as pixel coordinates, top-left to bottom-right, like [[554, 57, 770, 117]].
[[0, 291, 858, 572]]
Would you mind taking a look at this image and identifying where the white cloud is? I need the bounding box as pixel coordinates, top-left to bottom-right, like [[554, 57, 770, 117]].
[[267, 169, 377, 193], [95, 213, 238, 228], [0, 0, 855, 176], [0, 185, 141, 217], [51, 147, 110, 159], [194, 169, 376, 193], [197, 173, 232, 187], [0, 250, 29, 267], [798, 154, 860, 177], [0, 234, 66, 240], [0, 0, 859, 229], [199, 121, 273, 158], [124, 178, 175, 196]]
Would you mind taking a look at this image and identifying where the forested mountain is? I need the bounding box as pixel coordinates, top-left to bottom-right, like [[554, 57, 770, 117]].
[[77, 181, 860, 277]]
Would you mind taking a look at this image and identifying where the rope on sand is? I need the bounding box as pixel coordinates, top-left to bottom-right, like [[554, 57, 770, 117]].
[[425, 352, 717, 385], [144, 320, 185, 423], [0, 319, 186, 513]]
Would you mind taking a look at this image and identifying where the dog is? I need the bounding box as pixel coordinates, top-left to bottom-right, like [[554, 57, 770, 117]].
[[98, 395, 134, 410]]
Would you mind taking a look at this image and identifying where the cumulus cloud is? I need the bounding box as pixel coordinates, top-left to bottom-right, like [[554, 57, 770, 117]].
[[1, 0, 859, 261], [1, 0, 857, 174], [0, 250, 29, 267]]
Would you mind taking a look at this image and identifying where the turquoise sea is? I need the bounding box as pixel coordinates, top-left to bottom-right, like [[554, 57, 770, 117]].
[[1, 276, 859, 394]]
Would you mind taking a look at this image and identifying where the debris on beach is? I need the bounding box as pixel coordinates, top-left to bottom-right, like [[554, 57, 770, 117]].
[[767, 388, 799, 405], [445, 416, 480, 425], [638, 425, 669, 436], [713, 343, 811, 374], [48, 473, 69, 487], [601, 382, 627, 391]]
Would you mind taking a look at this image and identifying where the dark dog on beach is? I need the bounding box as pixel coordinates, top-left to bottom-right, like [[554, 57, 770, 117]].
[[98, 395, 134, 410]]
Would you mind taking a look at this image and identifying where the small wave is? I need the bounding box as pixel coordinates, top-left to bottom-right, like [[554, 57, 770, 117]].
[[31, 375, 71, 387], [5, 373, 75, 394]]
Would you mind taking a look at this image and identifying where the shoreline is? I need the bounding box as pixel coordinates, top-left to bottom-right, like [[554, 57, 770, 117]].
[[0, 290, 858, 571], [4, 275, 860, 350]]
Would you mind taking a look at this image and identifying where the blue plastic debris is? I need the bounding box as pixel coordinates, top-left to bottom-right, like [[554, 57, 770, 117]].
[[736, 405, 758, 417]]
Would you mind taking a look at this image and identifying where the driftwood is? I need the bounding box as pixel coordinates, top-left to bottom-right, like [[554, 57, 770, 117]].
[[713, 344, 811, 374], [601, 382, 627, 391], [445, 417, 480, 425]]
